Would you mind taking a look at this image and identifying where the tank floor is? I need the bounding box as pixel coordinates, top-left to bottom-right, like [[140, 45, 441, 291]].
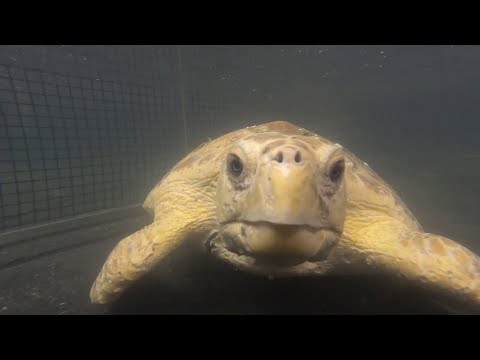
[[0, 209, 453, 315]]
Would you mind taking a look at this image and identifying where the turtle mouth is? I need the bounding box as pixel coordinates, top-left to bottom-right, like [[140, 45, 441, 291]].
[[206, 221, 340, 276]]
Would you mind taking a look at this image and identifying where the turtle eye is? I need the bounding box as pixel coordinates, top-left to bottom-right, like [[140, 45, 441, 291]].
[[228, 154, 244, 177], [329, 159, 345, 183]]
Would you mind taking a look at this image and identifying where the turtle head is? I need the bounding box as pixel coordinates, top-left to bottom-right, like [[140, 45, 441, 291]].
[[211, 129, 347, 275]]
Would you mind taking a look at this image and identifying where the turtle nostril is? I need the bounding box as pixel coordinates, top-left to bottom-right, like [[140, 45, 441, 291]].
[[274, 152, 283, 163], [294, 151, 302, 163]]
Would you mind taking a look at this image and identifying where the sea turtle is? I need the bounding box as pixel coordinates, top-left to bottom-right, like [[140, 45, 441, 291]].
[[90, 121, 480, 312]]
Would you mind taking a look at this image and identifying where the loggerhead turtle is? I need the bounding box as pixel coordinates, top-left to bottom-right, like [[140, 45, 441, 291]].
[[90, 121, 480, 312]]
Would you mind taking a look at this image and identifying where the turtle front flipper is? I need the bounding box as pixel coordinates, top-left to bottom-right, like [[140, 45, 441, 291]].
[[337, 220, 480, 313], [90, 138, 219, 304], [90, 188, 217, 304], [90, 217, 192, 304]]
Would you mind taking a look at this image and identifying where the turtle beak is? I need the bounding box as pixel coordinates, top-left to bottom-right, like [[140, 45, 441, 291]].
[[241, 145, 327, 228]]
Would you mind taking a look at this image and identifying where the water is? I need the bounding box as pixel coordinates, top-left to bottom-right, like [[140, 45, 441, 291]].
[[0, 45, 479, 314]]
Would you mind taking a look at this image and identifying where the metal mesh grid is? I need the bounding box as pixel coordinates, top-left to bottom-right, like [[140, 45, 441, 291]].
[[0, 45, 339, 233], [0, 63, 182, 231]]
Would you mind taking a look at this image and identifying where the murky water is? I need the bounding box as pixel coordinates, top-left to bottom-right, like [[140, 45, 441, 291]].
[[0, 45, 479, 314]]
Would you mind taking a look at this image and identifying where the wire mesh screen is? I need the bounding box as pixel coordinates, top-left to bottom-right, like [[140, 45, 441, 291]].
[[1, 44, 382, 233], [0, 46, 190, 232]]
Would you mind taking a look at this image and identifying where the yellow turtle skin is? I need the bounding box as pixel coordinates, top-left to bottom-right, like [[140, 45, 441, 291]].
[[90, 121, 480, 312]]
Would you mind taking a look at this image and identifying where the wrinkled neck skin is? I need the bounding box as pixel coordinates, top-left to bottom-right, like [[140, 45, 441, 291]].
[[327, 159, 423, 269]]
